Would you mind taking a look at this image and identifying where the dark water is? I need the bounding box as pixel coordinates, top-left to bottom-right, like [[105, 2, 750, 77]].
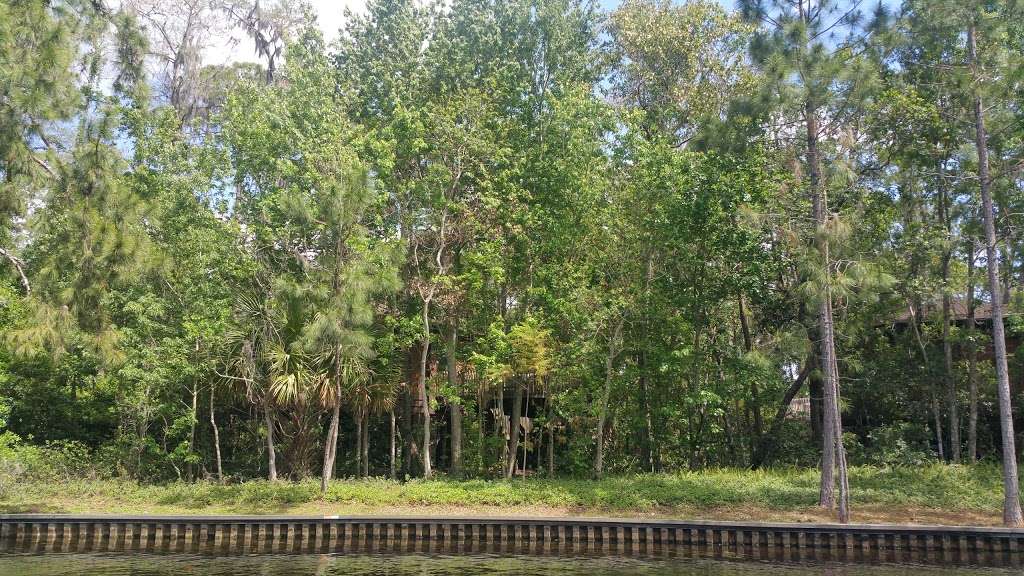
[[0, 553, 1017, 576]]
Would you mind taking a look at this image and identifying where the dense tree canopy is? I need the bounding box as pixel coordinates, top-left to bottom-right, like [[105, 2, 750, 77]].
[[4, 0, 1024, 525]]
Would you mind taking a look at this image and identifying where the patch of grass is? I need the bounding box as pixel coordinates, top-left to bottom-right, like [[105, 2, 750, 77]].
[[0, 465, 1011, 522]]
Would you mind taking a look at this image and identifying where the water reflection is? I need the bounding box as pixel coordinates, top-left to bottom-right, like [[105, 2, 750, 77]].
[[0, 552, 1019, 576], [3, 524, 1021, 569]]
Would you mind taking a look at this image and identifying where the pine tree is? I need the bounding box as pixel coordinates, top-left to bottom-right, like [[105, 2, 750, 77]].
[[740, 0, 882, 522]]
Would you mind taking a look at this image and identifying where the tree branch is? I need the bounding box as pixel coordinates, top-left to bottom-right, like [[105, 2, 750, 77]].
[[0, 247, 30, 293]]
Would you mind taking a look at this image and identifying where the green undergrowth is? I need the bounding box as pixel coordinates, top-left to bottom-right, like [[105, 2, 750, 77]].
[[0, 465, 1009, 516]]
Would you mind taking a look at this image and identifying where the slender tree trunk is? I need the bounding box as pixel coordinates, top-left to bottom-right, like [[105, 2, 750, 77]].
[[210, 384, 223, 484], [548, 419, 555, 477], [807, 102, 836, 512], [361, 412, 369, 477], [265, 402, 278, 482], [739, 293, 762, 448], [187, 338, 201, 481], [419, 302, 433, 478], [809, 359, 824, 446], [506, 380, 523, 479], [639, 355, 656, 472], [354, 409, 363, 478], [478, 393, 487, 476], [942, 292, 959, 462], [932, 396, 946, 461], [594, 317, 624, 480], [967, 243, 980, 463], [448, 324, 462, 477], [389, 411, 397, 479], [907, 301, 945, 461], [640, 254, 656, 472], [401, 378, 414, 477], [189, 384, 198, 481], [321, 389, 341, 492], [823, 291, 850, 522], [940, 168, 961, 463], [969, 21, 1023, 527]]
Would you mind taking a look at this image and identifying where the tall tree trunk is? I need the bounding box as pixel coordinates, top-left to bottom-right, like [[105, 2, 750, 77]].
[[809, 359, 824, 446], [940, 166, 961, 463], [640, 253, 657, 472], [210, 384, 223, 484], [808, 101, 835, 512], [264, 401, 278, 482], [969, 21, 1023, 526], [823, 293, 850, 522], [967, 243, 980, 463], [419, 302, 433, 478], [448, 324, 463, 477], [594, 317, 624, 480], [320, 387, 341, 492], [739, 293, 762, 447], [907, 301, 945, 461], [942, 293, 959, 462]]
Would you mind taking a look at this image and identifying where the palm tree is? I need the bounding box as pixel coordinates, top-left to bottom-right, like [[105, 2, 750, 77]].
[[222, 294, 284, 481]]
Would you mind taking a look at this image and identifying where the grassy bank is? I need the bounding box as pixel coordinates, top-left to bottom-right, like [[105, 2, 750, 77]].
[[0, 465, 1013, 526]]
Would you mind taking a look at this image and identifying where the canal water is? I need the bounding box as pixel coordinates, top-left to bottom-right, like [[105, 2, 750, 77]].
[[0, 552, 1019, 575]]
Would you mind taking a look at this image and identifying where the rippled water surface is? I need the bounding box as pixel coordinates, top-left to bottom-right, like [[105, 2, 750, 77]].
[[0, 553, 1018, 576]]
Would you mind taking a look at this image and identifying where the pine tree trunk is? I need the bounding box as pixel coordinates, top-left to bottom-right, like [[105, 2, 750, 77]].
[[808, 358, 824, 446], [210, 384, 223, 484], [969, 21, 1023, 527], [807, 101, 836, 511], [320, 385, 341, 493], [967, 243, 980, 463]]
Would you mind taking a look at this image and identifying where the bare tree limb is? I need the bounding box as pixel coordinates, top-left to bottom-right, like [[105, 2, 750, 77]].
[[0, 247, 30, 293]]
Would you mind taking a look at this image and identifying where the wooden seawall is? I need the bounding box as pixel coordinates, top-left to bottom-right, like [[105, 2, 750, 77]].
[[2, 515, 1022, 567]]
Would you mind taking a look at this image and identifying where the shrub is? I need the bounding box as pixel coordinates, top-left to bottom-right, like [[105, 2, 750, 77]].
[[0, 431, 99, 498]]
